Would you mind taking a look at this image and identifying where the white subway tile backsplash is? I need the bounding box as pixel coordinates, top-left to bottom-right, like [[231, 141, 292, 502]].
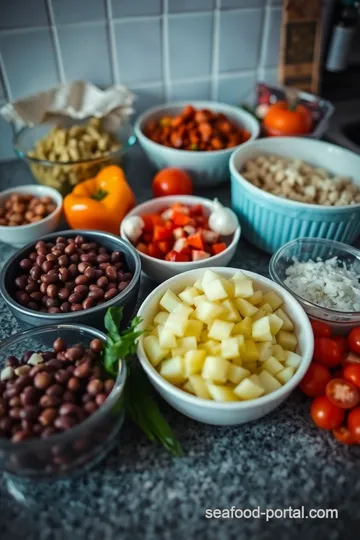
[[168, 0, 214, 13], [220, 0, 266, 8], [258, 67, 279, 87], [169, 80, 211, 101], [111, 0, 162, 18], [0, 29, 59, 99], [114, 19, 162, 84], [219, 9, 263, 73], [58, 23, 113, 86], [0, 0, 48, 30], [131, 84, 165, 115], [52, 0, 106, 24], [0, 118, 15, 161], [217, 72, 257, 105], [262, 7, 282, 68], [168, 13, 213, 80]]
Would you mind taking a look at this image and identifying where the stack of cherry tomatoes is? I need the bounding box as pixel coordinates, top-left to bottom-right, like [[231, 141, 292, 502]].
[[299, 321, 360, 445]]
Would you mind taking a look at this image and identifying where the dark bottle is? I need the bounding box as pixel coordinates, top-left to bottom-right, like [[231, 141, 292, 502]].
[[326, 0, 360, 72]]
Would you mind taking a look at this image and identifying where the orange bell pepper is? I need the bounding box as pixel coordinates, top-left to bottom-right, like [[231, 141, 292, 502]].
[[63, 166, 135, 235]]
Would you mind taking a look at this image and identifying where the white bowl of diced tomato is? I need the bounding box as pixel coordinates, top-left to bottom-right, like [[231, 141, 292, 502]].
[[120, 195, 241, 282]]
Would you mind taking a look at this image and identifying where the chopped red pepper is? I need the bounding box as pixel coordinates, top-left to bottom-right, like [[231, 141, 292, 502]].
[[187, 233, 204, 251], [212, 242, 227, 255], [172, 211, 192, 226], [142, 213, 163, 232], [148, 243, 163, 259], [158, 240, 172, 254], [189, 204, 204, 216], [165, 250, 190, 262], [153, 225, 173, 242], [136, 242, 149, 255]]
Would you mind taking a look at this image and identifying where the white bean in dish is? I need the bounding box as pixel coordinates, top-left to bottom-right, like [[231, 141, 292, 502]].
[[284, 257, 360, 312]]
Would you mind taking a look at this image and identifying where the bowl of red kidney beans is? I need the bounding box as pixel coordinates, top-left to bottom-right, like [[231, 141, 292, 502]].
[[0, 324, 126, 478], [0, 230, 141, 332]]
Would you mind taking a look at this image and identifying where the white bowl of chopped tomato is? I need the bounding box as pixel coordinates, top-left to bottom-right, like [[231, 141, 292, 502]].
[[134, 102, 260, 187], [120, 196, 241, 282]]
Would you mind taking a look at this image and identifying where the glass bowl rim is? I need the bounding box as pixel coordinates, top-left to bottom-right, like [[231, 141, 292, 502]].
[[13, 125, 137, 166], [269, 237, 360, 317], [0, 323, 127, 451]]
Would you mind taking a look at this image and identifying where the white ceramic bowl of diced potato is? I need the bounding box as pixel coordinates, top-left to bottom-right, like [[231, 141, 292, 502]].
[[137, 267, 314, 425]]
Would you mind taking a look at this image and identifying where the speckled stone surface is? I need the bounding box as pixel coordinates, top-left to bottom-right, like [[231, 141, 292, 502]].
[[0, 150, 359, 540]]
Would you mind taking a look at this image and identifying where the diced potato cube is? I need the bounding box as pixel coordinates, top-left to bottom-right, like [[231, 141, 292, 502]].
[[179, 287, 201, 305], [274, 308, 294, 331], [154, 311, 169, 325], [202, 356, 230, 383], [220, 299, 241, 322], [160, 290, 182, 312], [160, 356, 185, 384], [194, 301, 224, 324], [221, 337, 240, 359], [257, 341, 273, 362], [284, 351, 302, 369], [150, 327, 159, 337], [276, 367, 295, 384], [203, 278, 228, 302], [247, 290, 264, 305], [272, 335, 277, 344], [272, 344, 285, 363], [227, 364, 250, 384], [179, 336, 197, 351], [165, 313, 189, 337], [277, 331, 298, 352], [184, 320, 203, 340], [231, 356, 243, 367], [143, 335, 169, 367], [193, 295, 207, 307], [202, 270, 221, 286], [173, 303, 193, 318], [236, 298, 258, 318], [258, 370, 282, 394], [183, 380, 195, 394], [194, 279, 204, 292], [184, 349, 206, 376], [252, 309, 268, 321], [242, 361, 257, 373], [208, 319, 234, 340], [158, 326, 177, 348], [171, 347, 187, 357], [233, 317, 252, 338], [263, 356, 283, 375], [236, 335, 245, 347], [203, 340, 222, 355], [207, 383, 238, 402], [268, 314, 284, 335], [252, 316, 272, 342], [263, 291, 283, 311], [189, 375, 212, 399], [220, 278, 235, 298], [240, 339, 259, 362], [233, 279, 254, 298], [259, 302, 273, 314], [230, 270, 246, 281], [248, 374, 264, 388], [234, 377, 264, 400]]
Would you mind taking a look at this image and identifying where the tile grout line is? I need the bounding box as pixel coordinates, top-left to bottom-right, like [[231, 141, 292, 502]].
[[162, 0, 171, 102], [210, 0, 221, 101], [105, 0, 120, 85], [256, 0, 272, 82], [45, 0, 66, 83], [0, 53, 13, 102]]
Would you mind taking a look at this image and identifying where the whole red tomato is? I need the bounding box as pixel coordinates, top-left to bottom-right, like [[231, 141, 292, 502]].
[[152, 168, 193, 197], [299, 363, 331, 398], [333, 426, 357, 445], [313, 337, 343, 368], [325, 378, 360, 409], [310, 396, 345, 430], [347, 407, 360, 442], [343, 364, 360, 390], [310, 320, 332, 338], [263, 101, 312, 137], [348, 327, 360, 355]]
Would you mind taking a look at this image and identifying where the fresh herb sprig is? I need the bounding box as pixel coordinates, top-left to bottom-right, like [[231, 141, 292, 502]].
[[102, 307, 183, 456]]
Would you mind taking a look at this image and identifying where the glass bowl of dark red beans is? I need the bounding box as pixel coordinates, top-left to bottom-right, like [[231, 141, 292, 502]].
[[0, 324, 126, 479], [0, 230, 141, 332]]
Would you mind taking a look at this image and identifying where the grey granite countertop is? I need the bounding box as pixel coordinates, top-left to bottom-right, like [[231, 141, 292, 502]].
[[0, 148, 359, 540]]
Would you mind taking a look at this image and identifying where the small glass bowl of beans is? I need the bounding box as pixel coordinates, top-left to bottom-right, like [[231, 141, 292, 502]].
[[0, 186, 63, 247], [0, 324, 126, 479]]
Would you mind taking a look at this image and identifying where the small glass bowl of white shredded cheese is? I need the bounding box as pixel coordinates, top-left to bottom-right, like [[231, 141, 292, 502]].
[[270, 238, 360, 333]]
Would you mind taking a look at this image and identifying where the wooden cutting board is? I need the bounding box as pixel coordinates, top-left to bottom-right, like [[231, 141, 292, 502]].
[[279, 0, 323, 94]]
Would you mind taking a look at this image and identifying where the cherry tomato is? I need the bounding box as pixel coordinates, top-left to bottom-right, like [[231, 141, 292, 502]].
[[333, 426, 357, 445], [311, 396, 345, 430], [332, 336, 348, 355], [313, 337, 343, 368], [310, 320, 332, 338], [347, 407, 360, 442], [299, 363, 331, 398], [348, 327, 360, 355], [342, 351, 360, 369], [152, 168, 193, 197], [343, 364, 360, 390], [325, 378, 360, 409]]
